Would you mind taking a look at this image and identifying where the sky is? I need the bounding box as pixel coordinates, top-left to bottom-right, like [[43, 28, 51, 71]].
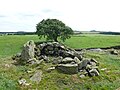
[[0, 0, 120, 32]]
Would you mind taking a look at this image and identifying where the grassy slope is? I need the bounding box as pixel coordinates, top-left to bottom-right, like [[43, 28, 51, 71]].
[[0, 34, 120, 90]]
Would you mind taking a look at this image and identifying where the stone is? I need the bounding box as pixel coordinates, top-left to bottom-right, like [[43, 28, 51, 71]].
[[18, 78, 30, 86], [86, 64, 98, 70], [61, 57, 74, 64], [18, 78, 26, 85], [78, 59, 90, 70], [46, 67, 55, 72], [56, 64, 78, 74], [74, 57, 81, 64], [101, 68, 107, 71], [90, 58, 99, 66], [79, 74, 85, 78], [27, 58, 43, 65], [89, 69, 99, 76], [21, 40, 35, 61], [16, 53, 21, 57], [42, 55, 50, 63], [90, 58, 98, 64], [111, 50, 118, 55], [79, 69, 88, 75], [52, 57, 63, 64], [30, 71, 42, 84], [89, 48, 103, 52], [34, 47, 41, 56], [12, 53, 21, 60], [4, 64, 12, 68], [73, 52, 83, 60]]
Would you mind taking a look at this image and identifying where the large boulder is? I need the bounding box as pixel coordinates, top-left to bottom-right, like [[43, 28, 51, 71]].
[[56, 64, 78, 74], [21, 40, 35, 61]]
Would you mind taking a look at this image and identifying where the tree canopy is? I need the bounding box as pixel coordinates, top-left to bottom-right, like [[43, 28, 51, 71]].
[[36, 19, 73, 42]]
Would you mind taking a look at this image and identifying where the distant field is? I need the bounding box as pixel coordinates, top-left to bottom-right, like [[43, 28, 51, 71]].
[[0, 35, 38, 57], [1, 34, 120, 57], [65, 34, 120, 49]]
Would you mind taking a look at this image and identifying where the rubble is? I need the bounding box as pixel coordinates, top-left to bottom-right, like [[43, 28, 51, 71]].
[[13, 40, 100, 77]]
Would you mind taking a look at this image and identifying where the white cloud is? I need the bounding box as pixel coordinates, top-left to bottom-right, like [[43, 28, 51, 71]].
[[0, 0, 120, 32]]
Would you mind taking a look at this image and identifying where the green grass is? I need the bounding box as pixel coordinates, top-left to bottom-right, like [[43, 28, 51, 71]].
[[1, 34, 120, 57], [64, 34, 120, 49], [0, 35, 40, 58], [0, 52, 120, 90], [0, 34, 120, 90]]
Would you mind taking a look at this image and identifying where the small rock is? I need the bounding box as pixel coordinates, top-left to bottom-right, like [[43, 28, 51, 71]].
[[16, 53, 21, 57], [30, 71, 42, 84], [78, 59, 90, 70], [89, 69, 99, 76], [46, 67, 55, 72], [42, 56, 49, 63], [101, 68, 107, 71], [90, 58, 98, 64], [18, 78, 30, 86], [74, 57, 81, 64], [79, 74, 85, 78], [79, 69, 88, 75], [4, 64, 12, 68], [73, 52, 83, 60]]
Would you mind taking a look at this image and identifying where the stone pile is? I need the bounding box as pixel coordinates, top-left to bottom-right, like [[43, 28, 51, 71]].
[[13, 40, 100, 77]]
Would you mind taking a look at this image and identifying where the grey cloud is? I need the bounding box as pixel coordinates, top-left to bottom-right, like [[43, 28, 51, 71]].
[[42, 9, 62, 17], [0, 15, 7, 17], [22, 14, 35, 17], [42, 9, 53, 13]]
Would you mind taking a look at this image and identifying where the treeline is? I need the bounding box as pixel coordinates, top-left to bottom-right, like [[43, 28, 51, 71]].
[[100, 32, 120, 35], [0, 32, 35, 35], [1, 31, 120, 35]]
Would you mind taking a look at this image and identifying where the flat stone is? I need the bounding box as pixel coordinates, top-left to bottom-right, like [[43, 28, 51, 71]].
[[56, 64, 78, 74], [61, 57, 74, 64], [46, 67, 55, 72], [89, 48, 103, 52]]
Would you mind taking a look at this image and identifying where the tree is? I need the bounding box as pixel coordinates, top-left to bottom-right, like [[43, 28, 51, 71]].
[[36, 19, 73, 42]]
